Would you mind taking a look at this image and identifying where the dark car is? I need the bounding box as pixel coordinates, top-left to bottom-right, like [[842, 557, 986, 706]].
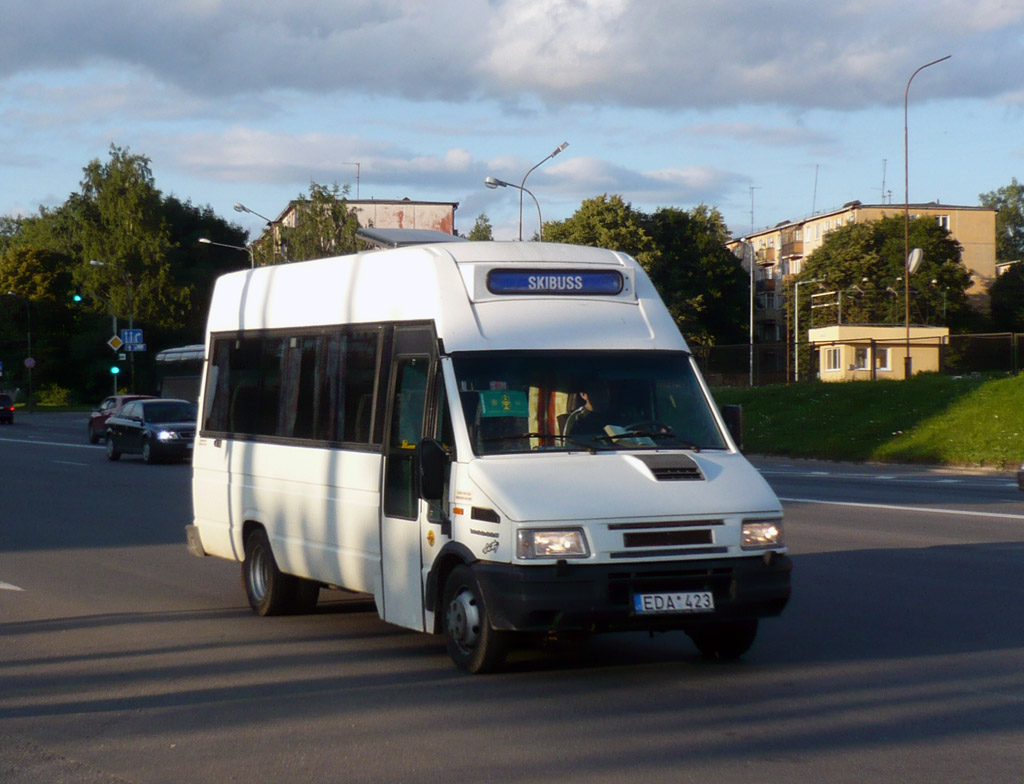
[[88, 394, 155, 443], [0, 393, 14, 424], [105, 398, 197, 463], [1018, 460, 1024, 492]]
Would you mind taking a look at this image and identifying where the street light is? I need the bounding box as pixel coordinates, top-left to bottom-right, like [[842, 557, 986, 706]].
[[904, 54, 951, 378], [485, 177, 544, 240], [233, 202, 274, 224], [516, 142, 568, 241], [793, 278, 820, 382], [199, 237, 255, 268]]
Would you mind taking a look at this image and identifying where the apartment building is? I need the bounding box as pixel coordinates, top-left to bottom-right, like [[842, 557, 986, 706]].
[[728, 201, 996, 342]]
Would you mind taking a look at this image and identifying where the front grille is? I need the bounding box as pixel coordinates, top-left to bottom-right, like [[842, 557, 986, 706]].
[[607, 519, 724, 559]]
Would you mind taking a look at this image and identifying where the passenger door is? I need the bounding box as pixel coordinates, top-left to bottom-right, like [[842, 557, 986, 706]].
[[379, 326, 436, 631]]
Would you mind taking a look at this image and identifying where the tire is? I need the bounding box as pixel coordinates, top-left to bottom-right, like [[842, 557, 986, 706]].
[[88, 424, 100, 444], [105, 435, 121, 461], [242, 528, 319, 616], [141, 439, 158, 464], [687, 619, 759, 660], [442, 565, 509, 674]]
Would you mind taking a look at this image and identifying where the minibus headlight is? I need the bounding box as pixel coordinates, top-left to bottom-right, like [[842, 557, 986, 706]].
[[742, 518, 783, 550], [517, 529, 589, 559]]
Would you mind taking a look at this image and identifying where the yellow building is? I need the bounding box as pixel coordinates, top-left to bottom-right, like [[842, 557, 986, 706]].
[[808, 325, 949, 382], [728, 200, 996, 342]]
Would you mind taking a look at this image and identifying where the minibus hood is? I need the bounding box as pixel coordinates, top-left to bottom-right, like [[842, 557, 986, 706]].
[[465, 451, 780, 522]]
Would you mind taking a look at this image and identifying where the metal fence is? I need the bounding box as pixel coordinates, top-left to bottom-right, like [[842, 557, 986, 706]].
[[698, 332, 1024, 387]]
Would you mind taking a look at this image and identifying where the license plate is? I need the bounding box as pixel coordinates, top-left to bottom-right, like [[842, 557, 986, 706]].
[[633, 591, 714, 614]]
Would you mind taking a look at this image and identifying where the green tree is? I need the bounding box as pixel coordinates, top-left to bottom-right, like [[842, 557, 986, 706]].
[[643, 205, 747, 346], [544, 195, 747, 345], [979, 178, 1024, 263], [74, 145, 188, 330], [544, 194, 657, 266], [467, 212, 493, 241], [797, 215, 973, 331], [988, 262, 1024, 331], [273, 182, 360, 263]]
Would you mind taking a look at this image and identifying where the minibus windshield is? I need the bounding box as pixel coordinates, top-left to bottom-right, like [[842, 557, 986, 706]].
[[451, 351, 728, 456]]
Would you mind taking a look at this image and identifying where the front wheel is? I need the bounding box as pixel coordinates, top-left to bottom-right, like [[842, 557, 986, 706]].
[[442, 565, 508, 674], [141, 439, 157, 464], [242, 528, 319, 616], [687, 619, 759, 660], [105, 435, 121, 461]]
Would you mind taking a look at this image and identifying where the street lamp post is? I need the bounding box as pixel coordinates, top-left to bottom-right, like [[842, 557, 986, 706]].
[[199, 237, 255, 268], [233, 202, 274, 224], [484, 177, 544, 240], [793, 279, 819, 382], [904, 54, 951, 379], [516, 142, 568, 241]]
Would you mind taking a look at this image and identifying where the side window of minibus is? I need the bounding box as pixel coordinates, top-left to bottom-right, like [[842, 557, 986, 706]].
[[427, 377, 455, 524], [383, 356, 429, 519]]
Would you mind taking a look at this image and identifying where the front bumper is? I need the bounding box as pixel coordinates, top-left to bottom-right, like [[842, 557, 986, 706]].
[[473, 553, 792, 633]]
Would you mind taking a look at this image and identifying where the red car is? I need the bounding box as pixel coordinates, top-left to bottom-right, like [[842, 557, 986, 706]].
[[87, 394, 155, 443]]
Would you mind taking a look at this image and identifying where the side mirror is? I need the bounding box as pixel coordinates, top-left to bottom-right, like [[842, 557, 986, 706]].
[[417, 437, 450, 501], [720, 404, 743, 450]]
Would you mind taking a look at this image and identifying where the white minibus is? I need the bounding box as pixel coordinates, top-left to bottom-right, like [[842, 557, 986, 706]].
[[187, 240, 791, 673]]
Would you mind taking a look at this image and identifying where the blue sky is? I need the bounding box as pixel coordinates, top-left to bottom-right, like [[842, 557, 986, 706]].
[[1, 0, 1022, 242]]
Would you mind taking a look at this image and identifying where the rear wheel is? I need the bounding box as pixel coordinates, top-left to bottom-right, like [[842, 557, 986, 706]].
[[687, 619, 759, 660], [105, 434, 121, 461], [442, 565, 509, 674], [242, 528, 319, 616]]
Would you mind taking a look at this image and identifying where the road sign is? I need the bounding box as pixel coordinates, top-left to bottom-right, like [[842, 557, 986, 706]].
[[121, 329, 144, 346], [124, 343, 147, 352], [24, 357, 35, 369], [107, 335, 123, 351]]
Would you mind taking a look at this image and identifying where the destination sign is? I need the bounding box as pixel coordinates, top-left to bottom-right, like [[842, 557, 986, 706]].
[[487, 269, 624, 296]]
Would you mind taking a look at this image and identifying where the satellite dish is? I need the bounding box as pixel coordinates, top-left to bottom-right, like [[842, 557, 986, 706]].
[[908, 248, 924, 275]]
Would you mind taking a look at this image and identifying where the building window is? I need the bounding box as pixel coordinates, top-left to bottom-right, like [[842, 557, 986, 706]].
[[853, 347, 869, 370], [875, 348, 890, 371], [825, 347, 842, 371], [936, 215, 949, 230]]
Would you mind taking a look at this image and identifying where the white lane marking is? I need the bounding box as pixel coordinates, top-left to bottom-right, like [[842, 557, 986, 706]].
[[0, 581, 25, 592], [52, 460, 89, 466], [0, 436, 99, 450], [779, 496, 1024, 521]]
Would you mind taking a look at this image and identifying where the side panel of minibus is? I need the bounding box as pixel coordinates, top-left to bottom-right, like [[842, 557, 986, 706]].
[[193, 437, 384, 595]]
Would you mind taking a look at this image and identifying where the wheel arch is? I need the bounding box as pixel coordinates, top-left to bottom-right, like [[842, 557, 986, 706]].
[[425, 541, 477, 632]]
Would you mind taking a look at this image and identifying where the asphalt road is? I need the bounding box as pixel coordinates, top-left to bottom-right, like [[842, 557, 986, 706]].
[[2, 413, 1024, 783]]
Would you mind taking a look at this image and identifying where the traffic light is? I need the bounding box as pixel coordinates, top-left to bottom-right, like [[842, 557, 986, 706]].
[[110, 365, 120, 376], [72, 287, 83, 303]]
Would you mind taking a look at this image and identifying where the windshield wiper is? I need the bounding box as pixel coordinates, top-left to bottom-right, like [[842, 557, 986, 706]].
[[594, 429, 702, 452], [480, 432, 601, 453]]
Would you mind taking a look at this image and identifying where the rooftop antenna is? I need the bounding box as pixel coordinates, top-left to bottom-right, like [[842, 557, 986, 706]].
[[811, 164, 819, 214], [881, 159, 887, 204]]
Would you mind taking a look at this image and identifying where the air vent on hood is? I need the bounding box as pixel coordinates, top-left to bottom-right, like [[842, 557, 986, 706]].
[[634, 454, 704, 481]]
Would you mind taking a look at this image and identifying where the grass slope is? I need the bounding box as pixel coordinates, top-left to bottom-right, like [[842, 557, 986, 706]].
[[713, 373, 1024, 469]]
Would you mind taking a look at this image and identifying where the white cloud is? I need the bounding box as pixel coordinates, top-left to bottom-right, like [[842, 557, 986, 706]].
[[1, 0, 1021, 112]]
